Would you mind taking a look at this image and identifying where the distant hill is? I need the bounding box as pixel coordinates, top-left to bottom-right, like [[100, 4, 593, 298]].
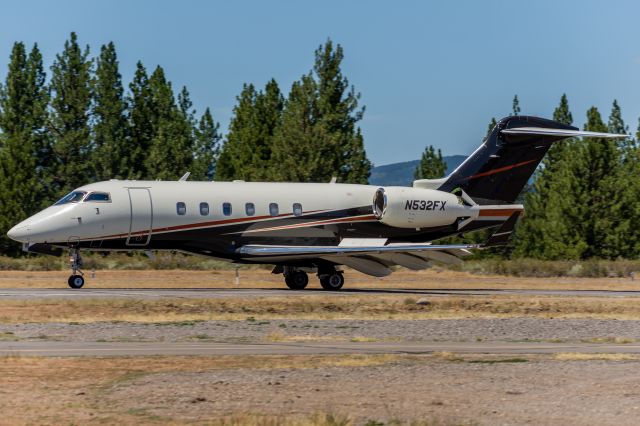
[[369, 155, 467, 186]]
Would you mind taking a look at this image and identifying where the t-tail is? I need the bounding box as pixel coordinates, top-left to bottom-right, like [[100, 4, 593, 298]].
[[436, 115, 627, 205]]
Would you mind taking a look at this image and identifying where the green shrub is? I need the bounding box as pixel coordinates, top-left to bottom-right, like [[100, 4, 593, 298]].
[[453, 258, 640, 278]]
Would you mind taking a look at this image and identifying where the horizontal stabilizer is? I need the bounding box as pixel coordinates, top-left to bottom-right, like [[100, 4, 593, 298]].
[[501, 127, 629, 139]]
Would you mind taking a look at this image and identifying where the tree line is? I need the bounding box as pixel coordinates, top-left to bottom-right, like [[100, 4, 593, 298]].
[[2, 33, 639, 261], [0, 34, 370, 254], [416, 95, 640, 260]]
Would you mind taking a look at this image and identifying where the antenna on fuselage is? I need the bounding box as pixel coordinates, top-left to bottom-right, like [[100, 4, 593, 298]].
[[178, 172, 191, 182]]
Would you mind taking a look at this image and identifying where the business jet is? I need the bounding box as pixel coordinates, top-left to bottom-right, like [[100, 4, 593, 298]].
[[7, 116, 626, 289]]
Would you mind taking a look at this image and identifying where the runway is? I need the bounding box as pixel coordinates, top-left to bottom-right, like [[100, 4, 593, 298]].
[[2, 287, 640, 299], [3, 340, 640, 357]]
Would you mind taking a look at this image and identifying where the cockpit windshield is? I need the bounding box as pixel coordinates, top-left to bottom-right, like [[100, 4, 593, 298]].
[[54, 191, 87, 205], [84, 192, 111, 202]]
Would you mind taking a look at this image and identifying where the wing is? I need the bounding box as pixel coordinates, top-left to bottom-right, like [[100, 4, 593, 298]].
[[237, 212, 522, 277], [238, 242, 479, 277]]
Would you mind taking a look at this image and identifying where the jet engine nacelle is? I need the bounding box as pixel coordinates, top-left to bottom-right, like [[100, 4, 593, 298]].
[[372, 187, 477, 229]]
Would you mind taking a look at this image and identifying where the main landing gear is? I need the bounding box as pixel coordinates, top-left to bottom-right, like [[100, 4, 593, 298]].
[[319, 271, 344, 291], [284, 268, 309, 290], [280, 266, 345, 291], [67, 248, 85, 289]]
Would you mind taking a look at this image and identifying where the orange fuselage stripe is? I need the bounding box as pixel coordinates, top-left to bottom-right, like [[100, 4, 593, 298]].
[[478, 209, 523, 217], [464, 159, 538, 180]]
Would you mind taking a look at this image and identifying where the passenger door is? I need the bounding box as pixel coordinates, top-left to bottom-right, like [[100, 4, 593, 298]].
[[126, 188, 152, 246]]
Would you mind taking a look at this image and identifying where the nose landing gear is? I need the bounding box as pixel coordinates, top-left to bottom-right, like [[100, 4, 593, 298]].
[[68, 248, 85, 289]]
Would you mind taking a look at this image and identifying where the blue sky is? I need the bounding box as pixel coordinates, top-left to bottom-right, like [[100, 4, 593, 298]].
[[1, 0, 639, 165]]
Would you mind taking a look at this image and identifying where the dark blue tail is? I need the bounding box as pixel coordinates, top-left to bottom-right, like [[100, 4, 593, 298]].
[[438, 116, 576, 204]]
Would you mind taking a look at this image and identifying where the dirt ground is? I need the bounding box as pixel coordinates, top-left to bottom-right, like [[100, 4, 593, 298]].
[[3, 270, 640, 425], [2, 354, 640, 425], [2, 268, 640, 290]]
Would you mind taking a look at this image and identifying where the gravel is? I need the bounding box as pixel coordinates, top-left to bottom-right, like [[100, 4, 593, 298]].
[[3, 318, 640, 343], [100, 358, 640, 425]]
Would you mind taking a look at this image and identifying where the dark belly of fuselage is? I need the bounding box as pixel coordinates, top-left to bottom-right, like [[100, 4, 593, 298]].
[[47, 206, 500, 262]]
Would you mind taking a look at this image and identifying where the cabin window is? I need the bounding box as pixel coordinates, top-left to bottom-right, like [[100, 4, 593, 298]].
[[245, 202, 255, 216], [54, 191, 87, 205], [176, 202, 186, 215], [199, 202, 209, 216], [223, 202, 232, 216], [84, 192, 111, 202], [293, 203, 303, 217], [269, 203, 279, 216]]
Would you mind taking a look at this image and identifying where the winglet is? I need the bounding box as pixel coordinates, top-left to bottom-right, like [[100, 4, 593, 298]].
[[178, 172, 191, 182], [484, 211, 521, 247]]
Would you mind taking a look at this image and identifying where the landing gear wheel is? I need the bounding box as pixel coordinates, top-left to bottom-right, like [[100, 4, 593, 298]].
[[320, 272, 344, 291], [68, 275, 85, 289], [285, 271, 309, 290], [67, 248, 85, 288]]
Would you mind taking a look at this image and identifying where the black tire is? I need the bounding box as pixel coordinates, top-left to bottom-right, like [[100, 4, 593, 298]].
[[320, 272, 344, 291], [284, 271, 308, 290], [68, 275, 85, 289]]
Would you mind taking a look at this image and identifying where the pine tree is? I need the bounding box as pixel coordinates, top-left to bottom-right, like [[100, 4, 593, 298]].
[[127, 61, 154, 178], [144, 66, 194, 179], [253, 79, 284, 179], [49, 32, 93, 194], [607, 100, 630, 150], [578, 106, 619, 258], [414, 145, 447, 179], [594, 101, 639, 258], [216, 83, 258, 180], [269, 75, 318, 181], [513, 95, 584, 259], [313, 40, 371, 183], [92, 41, 128, 180], [544, 94, 574, 164], [216, 79, 283, 181], [486, 117, 497, 137], [192, 107, 221, 180], [554, 94, 573, 125], [511, 95, 520, 116], [0, 42, 50, 254], [270, 40, 371, 183]]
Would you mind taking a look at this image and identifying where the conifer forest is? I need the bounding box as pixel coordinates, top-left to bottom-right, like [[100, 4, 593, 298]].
[[1, 33, 638, 259]]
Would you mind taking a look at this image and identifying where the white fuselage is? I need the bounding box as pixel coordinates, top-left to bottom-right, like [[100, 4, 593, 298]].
[[8, 181, 379, 246], [7, 180, 502, 264]]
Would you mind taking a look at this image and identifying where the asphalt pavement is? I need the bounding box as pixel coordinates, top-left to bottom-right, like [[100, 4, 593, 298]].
[[2, 340, 640, 357], [2, 287, 640, 299]]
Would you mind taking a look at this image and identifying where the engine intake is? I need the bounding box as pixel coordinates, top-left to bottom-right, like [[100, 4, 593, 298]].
[[372, 187, 477, 229]]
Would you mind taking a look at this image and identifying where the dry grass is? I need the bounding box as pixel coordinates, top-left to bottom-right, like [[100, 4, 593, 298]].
[[349, 336, 378, 342], [2, 268, 640, 290], [581, 337, 636, 344], [202, 413, 355, 426], [432, 351, 464, 362], [266, 332, 346, 343], [203, 414, 461, 426], [266, 332, 380, 343], [1, 352, 631, 424], [554, 353, 640, 361], [3, 293, 640, 323], [0, 354, 407, 425]]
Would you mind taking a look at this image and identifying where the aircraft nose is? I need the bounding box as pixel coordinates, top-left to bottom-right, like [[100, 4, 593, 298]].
[[7, 223, 29, 242]]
